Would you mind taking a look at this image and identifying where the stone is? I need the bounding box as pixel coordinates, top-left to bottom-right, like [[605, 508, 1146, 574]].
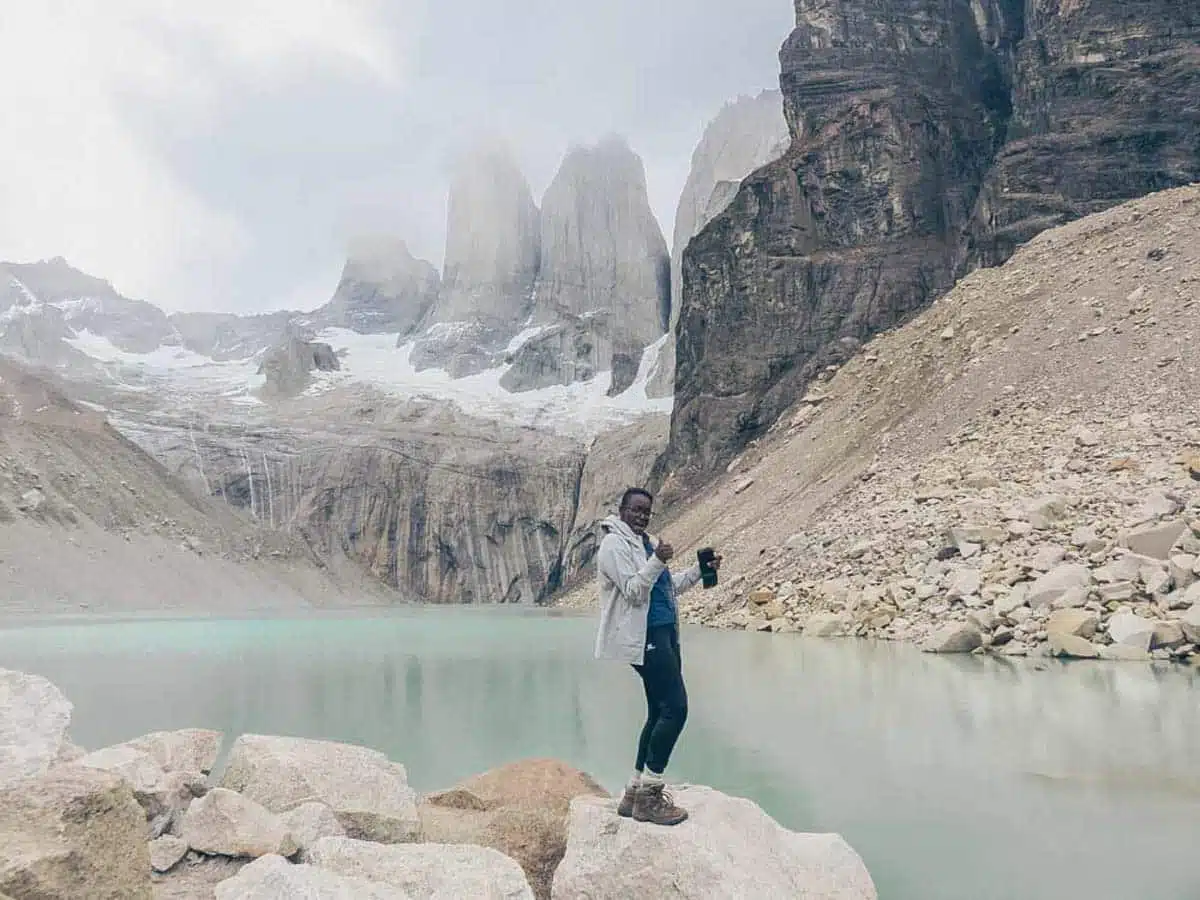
[[1070, 526, 1106, 553], [921, 624, 983, 655], [1106, 612, 1156, 652], [0, 766, 152, 899], [1151, 621, 1186, 650], [1135, 491, 1183, 522], [1048, 633, 1100, 659], [1030, 545, 1067, 572], [1098, 582, 1137, 603], [1121, 520, 1188, 560], [122, 728, 222, 775], [214, 853, 409, 900], [1028, 564, 1092, 610], [803, 612, 849, 638], [280, 803, 347, 858], [0, 668, 73, 788], [748, 587, 776, 606], [1050, 587, 1089, 610], [1181, 606, 1200, 644], [76, 744, 204, 838], [150, 834, 189, 873], [180, 788, 298, 859], [946, 568, 982, 599], [419, 758, 608, 900], [1098, 645, 1152, 662], [967, 610, 998, 633], [551, 787, 876, 899], [1140, 566, 1173, 596], [439, 758, 607, 818], [256, 333, 340, 399], [219, 735, 420, 844], [1027, 496, 1068, 530], [308, 836, 534, 899], [1169, 555, 1197, 590], [995, 583, 1030, 617], [1047, 610, 1100, 640]]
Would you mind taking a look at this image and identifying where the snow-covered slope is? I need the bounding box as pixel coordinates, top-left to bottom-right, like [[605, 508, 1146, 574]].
[[1, 260, 672, 439]]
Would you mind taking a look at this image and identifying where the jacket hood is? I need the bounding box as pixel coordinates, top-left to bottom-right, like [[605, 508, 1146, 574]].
[[600, 514, 654, 545]]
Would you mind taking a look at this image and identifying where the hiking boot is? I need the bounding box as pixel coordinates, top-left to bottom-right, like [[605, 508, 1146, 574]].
[[632, 782, 688, 826], [616, 786, 637, 818]]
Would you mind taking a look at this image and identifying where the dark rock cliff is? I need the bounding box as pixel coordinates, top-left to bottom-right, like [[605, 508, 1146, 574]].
[[668, 0, 1199, 485], [967, 1, 1200, 266]]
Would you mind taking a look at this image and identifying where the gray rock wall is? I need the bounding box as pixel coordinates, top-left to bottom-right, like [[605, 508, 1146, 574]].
[[534, 137, 669, 351]]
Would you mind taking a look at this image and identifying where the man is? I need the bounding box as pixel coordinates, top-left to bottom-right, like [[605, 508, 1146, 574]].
[[594, 487, 721, 826]]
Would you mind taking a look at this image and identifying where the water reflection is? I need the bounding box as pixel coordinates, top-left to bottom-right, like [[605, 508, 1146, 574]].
[[1, 611, 1198, 900]]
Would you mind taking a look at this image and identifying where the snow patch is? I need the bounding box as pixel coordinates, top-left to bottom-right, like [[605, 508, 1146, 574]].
[[305, 327, 672, 438]]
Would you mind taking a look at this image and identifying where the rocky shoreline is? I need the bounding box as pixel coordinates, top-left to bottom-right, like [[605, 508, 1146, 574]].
[[0, 668, 877, 899]]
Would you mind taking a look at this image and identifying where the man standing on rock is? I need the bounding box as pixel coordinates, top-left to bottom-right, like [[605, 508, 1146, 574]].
[[594, 487, 720, 826]]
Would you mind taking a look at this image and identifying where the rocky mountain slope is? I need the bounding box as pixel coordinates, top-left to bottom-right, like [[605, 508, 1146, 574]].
[[0, 357, 388, 617], [668, 0, 1200, 486], [564, 185, 1200, 663]]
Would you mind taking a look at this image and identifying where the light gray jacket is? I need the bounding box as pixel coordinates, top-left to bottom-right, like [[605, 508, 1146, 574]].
[[593, 514, 702, 665]]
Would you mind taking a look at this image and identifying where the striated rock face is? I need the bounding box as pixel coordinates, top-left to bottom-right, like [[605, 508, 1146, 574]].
[[668, 0, 1200, 484], [967, 2, 1200, 266], [562, 416, 668, 586], [435, 143, 541, 330], [130, 399, 589, 605], [670, 0, 1013, 482], [535, 137, 669, 352], [321, 236, 440, 336], [649, 91, 790, 399]]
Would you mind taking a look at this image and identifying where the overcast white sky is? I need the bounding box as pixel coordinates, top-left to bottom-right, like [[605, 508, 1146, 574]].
[[0, 1, 792, 313]]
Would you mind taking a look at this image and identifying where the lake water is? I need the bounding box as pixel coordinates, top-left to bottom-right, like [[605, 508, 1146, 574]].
[[2, 607, 1198, 900]]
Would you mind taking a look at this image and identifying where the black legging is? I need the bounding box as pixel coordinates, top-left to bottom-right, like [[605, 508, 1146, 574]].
[[632, 624, 688, 774]]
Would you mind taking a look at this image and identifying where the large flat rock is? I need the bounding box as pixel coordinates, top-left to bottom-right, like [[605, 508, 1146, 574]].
[[219, 735, 420, 843], [0, 668, 73, 788], [214, 854, 410, 900], [0, 765, 152, 900], [308, 836, 534, 900], [551, 785, 877, 899], [181, 788, 298, 859]]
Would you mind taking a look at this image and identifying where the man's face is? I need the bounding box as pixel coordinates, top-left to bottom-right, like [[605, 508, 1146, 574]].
[[620, 493, 653, 535]]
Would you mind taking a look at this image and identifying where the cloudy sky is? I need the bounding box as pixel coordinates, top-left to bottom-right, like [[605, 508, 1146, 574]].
[[0, 1, 792, 313]]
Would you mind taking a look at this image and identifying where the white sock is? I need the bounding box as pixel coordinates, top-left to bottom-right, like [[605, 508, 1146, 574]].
[[643, 769, 664, 785], [627, 771, 642, 789]]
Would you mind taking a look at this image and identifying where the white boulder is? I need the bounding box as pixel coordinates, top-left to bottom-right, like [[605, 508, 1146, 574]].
[[123, 729, 223, 775], [0, 765, 151, 899], [308, 836, 534, 899], [220, 736, 420, 843], [214, 854, 410, 900], [181, 788, 298, 859], [0, 669, 74, 788], [551, 785, 876, 899]]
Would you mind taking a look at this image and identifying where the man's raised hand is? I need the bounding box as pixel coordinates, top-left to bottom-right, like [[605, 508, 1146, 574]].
[[655, 541, 675, 563]]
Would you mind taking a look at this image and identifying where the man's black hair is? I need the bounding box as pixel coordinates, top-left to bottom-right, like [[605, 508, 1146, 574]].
[[619, 487, 653, 510]]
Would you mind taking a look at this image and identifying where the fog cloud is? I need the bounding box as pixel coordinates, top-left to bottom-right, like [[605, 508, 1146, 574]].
[[0, 0, 790, 312]]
